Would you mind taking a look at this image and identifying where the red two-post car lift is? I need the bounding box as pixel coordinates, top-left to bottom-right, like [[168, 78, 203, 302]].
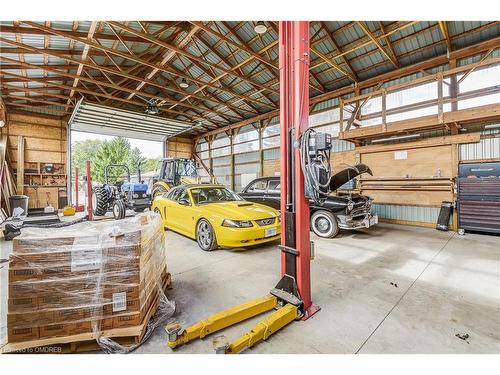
[[165, 21, 319, 354]]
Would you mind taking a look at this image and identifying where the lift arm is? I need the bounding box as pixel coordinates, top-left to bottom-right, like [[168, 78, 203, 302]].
[[166, 295, 278, 349]]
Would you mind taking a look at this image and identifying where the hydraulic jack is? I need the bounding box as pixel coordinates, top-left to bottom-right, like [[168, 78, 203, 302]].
[[165, 21, 319, 354]]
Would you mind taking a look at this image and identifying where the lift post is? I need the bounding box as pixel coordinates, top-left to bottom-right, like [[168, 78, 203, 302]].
[[165, 21, 318, 354], [278, 21, 319, 318]]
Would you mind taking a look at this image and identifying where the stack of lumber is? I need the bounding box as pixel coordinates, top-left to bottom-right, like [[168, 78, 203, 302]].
[[0, 135, 17, 221], [3, 212, 171, 352]]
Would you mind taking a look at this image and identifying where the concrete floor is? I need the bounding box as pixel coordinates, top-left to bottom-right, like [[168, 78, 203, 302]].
[[1, 223, 499, 353]]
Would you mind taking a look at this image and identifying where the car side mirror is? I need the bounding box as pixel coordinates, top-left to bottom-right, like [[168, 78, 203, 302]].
[[178, 198, 190, 206]]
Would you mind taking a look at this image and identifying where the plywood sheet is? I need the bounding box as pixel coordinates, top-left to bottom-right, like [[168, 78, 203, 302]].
[[361, 145, 453, 178], [363, 189, 453, 206]]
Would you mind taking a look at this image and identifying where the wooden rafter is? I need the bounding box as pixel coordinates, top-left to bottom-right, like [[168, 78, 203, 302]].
[[378, 22, 400, 68], [438, 21, 452, 53], [107, 21, 277, 96], [67, 21, 98, 105], [356, 21, 399, 68], [20, 22, 274, 110], [127, 25, 200, 101], [0, 39, 268, 116], [318, 21, 359, 82]]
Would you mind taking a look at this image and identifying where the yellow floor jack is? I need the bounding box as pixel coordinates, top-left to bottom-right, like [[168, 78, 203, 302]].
[[165, 20, 322, 354]]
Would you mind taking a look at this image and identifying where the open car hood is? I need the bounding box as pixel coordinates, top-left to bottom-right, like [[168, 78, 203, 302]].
[[329, 163, 373, 191]]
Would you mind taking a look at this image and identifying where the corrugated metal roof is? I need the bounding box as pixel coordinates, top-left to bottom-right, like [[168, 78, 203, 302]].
[[2, 20, 500, 135]]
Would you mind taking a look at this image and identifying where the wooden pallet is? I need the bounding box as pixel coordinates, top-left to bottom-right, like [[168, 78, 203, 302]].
[[1, 272, 172, 354]]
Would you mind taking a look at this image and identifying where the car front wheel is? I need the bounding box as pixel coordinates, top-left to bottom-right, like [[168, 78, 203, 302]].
[[196, 219, 218, 251], [310, 210, 339, 238]]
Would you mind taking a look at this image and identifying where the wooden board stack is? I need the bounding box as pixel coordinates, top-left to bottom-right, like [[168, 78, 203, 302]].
[[1, 135, 17, 221], [2, 212, 171, 352]]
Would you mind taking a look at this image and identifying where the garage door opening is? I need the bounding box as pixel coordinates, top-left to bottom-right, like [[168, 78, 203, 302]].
[[69, 130, 165, 205]]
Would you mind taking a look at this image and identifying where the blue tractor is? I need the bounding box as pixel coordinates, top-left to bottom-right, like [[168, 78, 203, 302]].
[[91, 164, 151, 220]]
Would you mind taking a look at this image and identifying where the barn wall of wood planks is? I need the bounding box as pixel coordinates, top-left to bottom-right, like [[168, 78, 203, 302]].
[[166, 136, 193, 159], [1, 111, 67, 209]]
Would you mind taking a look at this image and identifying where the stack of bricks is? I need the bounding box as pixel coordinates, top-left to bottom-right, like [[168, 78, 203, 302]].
[[7, 213, 167, 344]]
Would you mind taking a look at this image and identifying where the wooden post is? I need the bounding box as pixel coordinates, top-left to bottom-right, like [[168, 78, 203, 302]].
[[86, 160, 93, 221], [259, 120, 264, 177], [437, 73, 444, 124], [339, 99, 344, 133], [229, 129, 235, 190], [381, 89, 387, 132], [16, 135, 24, 195]]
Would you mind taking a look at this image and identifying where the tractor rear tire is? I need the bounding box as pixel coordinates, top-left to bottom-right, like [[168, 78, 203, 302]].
[[92, 186, 109, 216], [152, 182, 170, 198], [112, 200, 126, 220]]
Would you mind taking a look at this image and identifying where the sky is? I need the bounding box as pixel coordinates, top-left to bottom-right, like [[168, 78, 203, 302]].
[[71, 131, 164, 159]]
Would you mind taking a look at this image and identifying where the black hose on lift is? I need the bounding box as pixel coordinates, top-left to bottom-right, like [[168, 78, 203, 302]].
[[299, 128, 333, 205]]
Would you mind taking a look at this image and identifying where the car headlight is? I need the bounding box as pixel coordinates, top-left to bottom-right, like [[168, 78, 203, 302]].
[[347, 201, 354, 211], [222, 219, 253, 228]]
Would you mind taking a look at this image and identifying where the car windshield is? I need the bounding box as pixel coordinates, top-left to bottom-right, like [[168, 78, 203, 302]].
[[177, 160, 197, 177], [190, 187, 242, 205]]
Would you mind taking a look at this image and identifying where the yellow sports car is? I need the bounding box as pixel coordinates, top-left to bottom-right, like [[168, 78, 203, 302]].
[[152, 184, 281, 251]]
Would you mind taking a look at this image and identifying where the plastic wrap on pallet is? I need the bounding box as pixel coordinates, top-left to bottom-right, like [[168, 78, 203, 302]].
[[2, 212, 175, 353]]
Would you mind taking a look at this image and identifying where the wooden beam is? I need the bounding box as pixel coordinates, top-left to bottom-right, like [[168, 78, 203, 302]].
[[127, 25, 200, 101], [318, 21, 359, 82], [16, 136, 24, 195], [1, 73, 221, 126], [354, 133, 481, 153], [20, 22, 274, 110], [340, 103, 500, 141], [68, 21, 98, 104], [190, 21, 277, 72], [378, 22, 400, 68], [0, 48, 258, 119], [438, 21, 452, 53], [107, 21, 278, 95], [356, 21, 399, 68]]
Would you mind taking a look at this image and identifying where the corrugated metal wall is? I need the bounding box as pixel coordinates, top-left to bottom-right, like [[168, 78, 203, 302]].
[[372, 204, 446, 225], [459, 127, 500, 161]]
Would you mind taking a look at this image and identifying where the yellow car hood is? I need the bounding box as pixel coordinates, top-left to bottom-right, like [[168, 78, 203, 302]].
[[200, 201, 278, 221]]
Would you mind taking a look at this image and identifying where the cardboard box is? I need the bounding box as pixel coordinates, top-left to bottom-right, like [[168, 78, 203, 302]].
[[39, 324, 69, 339], [8, 297, 38, 312], [8, 281, 37, 297], [8, 268, 38, 282], [7, 311, 54, 328], [8, 326, 39, 343], [112, 313, 142, 329], [68, 321, 92, 335]]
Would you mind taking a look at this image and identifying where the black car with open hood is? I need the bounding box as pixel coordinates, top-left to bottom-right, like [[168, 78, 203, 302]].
[[240, 164, 378, 238]]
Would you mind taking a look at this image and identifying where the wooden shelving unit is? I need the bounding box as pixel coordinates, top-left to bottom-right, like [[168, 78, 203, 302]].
[[14, 162, 67, 210]]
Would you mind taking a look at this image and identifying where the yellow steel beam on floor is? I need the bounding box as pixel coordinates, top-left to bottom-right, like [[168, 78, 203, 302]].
[[167, 294, 278, 349]]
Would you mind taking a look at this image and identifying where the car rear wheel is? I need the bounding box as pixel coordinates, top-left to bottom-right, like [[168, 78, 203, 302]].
[[311, 210, 339, 238], [196, 219, 218, 251]]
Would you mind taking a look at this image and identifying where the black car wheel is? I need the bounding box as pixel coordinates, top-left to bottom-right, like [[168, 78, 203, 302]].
[[196, 219, 218, 251], [112, 200, 126, 220], [310, 210, 339, 238]]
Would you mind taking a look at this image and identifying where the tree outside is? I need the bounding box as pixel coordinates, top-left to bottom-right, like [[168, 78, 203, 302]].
[[71, 136, 161, 184]]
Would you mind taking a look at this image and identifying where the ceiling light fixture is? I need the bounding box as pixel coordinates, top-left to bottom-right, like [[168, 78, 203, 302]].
[[254, 21, 267, 34], [145, 100, 160, 115], [179, 78, 189, 89]]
